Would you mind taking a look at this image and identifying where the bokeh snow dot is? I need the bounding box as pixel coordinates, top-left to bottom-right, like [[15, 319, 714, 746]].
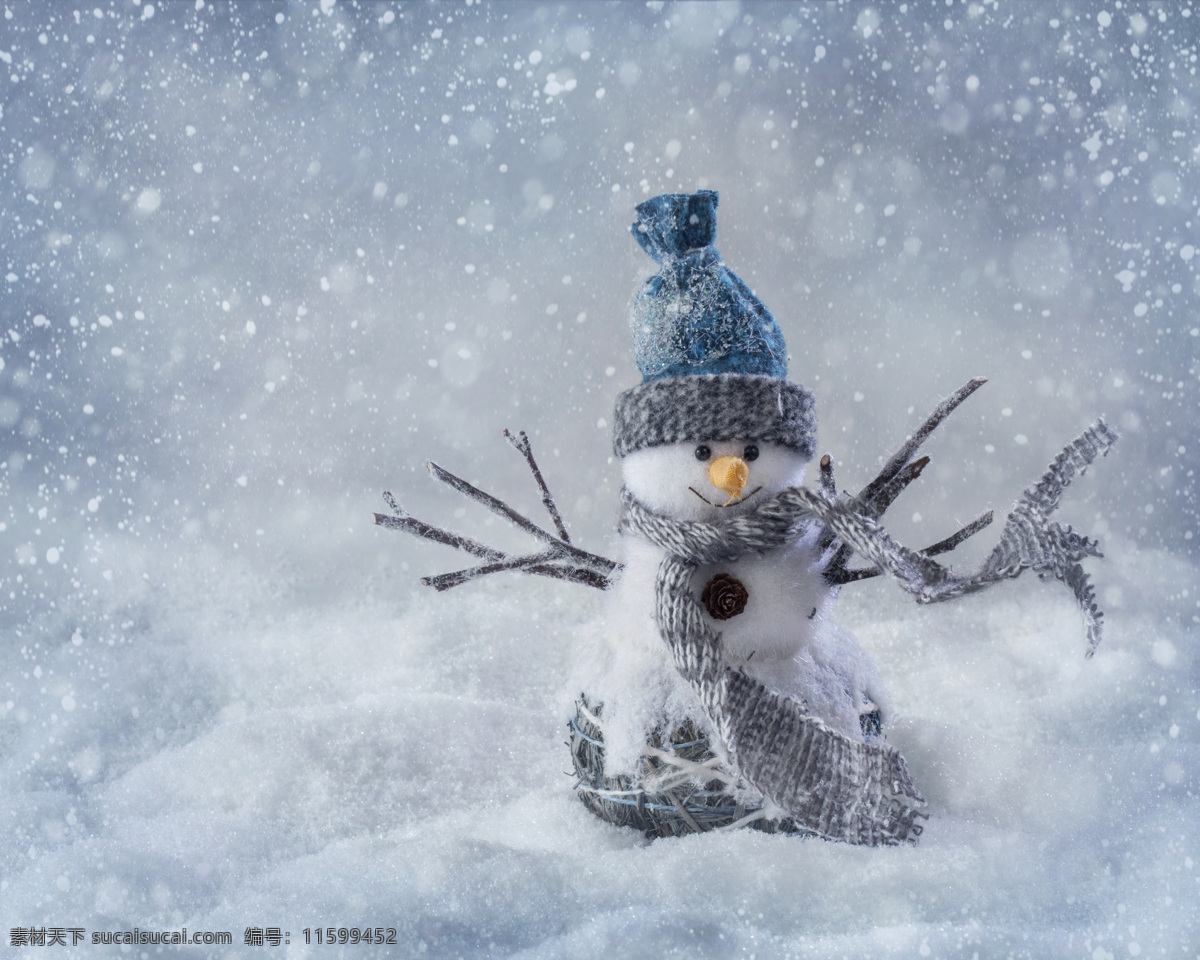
[[136, 187, 162, 213]]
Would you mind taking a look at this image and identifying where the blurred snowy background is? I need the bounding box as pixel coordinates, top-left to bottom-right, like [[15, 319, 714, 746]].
[[1, 1, 1197, 957]]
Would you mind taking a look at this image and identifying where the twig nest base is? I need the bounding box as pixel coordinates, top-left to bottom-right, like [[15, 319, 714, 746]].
[[568, 697, 812, 839]]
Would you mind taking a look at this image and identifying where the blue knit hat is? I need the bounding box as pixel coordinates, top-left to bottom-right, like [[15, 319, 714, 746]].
[[613, 191, 816, 459], [629, 190, 788, 382]]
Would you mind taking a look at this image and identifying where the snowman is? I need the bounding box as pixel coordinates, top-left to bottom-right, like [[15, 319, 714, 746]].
[[376, 189, 1117, 845], [591, 190, 889, 783]]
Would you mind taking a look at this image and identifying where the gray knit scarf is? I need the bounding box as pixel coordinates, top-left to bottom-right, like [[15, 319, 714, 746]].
[[617, 419, 1117, 845]]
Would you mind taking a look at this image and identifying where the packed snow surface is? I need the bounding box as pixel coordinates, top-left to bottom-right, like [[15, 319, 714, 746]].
[[1, 3, 1197, 958]]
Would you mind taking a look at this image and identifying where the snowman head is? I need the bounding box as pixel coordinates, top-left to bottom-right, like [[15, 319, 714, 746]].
[[622, 435, 811, 522], [613, 191, 817, 520]]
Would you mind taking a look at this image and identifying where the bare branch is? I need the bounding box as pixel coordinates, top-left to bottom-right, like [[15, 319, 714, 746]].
[[426, 460, 618, 574], [504, 428, 571, 543], [821, 543, 853, 581], [427, 460, 561, 544], [376, 502, 618, 587], [857, 377, 987, 508], [826, 567, 882, 584], [824, 510, 996, 585], [824, 458, 931, 576], [373, 501, 504, 562], [561, 545, 618, 575], [822, 378, 987, 584], [921, 510, 994, 557], [424, 558, 612, 592], [818, 454, 836, 498], [376, 432, 620, 595], [864, 455, 929, 519], [422, 553, 553, 590]]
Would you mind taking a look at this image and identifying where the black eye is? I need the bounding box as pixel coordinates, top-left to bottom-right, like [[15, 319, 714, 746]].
[[743, 444, 759, 462], [694, 445, 711, 462]]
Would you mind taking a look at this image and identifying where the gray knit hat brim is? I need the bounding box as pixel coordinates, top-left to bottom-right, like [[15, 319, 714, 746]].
[[612, 374, 817, 460]]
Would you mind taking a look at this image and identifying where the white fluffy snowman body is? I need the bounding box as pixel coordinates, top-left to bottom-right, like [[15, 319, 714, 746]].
[[588, 438, 890, 776]]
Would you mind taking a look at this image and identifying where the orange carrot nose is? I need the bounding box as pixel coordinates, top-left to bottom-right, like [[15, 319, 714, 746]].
[[709, 456, 749, 504]]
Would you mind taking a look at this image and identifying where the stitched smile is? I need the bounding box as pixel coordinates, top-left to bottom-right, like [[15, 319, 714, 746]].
[[688, 485, 764, 508]]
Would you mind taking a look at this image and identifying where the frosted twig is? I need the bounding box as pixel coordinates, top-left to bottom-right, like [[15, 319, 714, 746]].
[[504, 428, 571, 543], [662, 789, 707, 833], [822, 378, 987, 584], [422, 554, 612, 592], [866, 456, 930, 519], [826, 511, 994, 584], [421, 551, 557, 590], [715, 808, 770, 832], [426, 460, 618, 574], [811, 420, 1118, 656], [376, 434, 619, 593], [373, 496, 503, 562], [427, 460, 559, 545], [858, 376, 987, 507], [921, 510, 994, 557], [642, 747, 736, 788], [818, 454, 836, 498]]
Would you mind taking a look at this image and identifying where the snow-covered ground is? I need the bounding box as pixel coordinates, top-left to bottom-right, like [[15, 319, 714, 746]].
[[1, 3, 1196, 958]]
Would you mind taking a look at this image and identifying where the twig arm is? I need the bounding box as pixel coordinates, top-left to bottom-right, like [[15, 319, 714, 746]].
[[818, 454, 836, 498], [824, 510, 994, 585], [428, 455, 620, 574], [505, 428, 572, 543], [422, 553, 556, 590], [857, 377, 987, 507], [427, 460, 560, 546], [922, 510, 994, 557], [814, 420, 1117, 655], [376, 432, 620, 593], [424, 558, 613, 592], [373, 495, 504, 562], [822, 378, 986, 583], [866, 456, 930, 519], [377, 499, 619, 591]]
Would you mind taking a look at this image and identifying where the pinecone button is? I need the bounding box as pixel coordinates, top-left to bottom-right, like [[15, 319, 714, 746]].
[[700, 573, 749, 620]]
